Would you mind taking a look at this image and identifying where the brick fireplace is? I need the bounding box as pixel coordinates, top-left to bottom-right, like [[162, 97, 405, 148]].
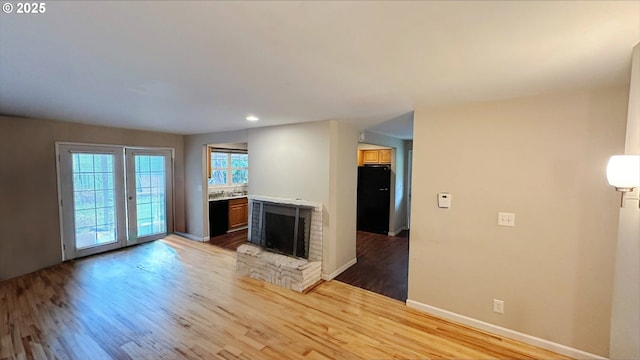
[[236, 195, 323, 292]]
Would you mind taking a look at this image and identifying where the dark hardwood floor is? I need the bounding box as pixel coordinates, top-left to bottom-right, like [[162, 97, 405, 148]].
[[335, 230, 409, 302], [207, 229, 248, 250]]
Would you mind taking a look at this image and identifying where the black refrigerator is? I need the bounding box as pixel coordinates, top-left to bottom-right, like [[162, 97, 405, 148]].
[[357, 165, 391, 234]]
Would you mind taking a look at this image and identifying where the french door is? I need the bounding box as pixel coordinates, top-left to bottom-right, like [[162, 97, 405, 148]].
[[57, 144, 173, 260]]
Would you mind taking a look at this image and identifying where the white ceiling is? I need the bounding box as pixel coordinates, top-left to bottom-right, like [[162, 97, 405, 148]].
[[1, 1, 638, 136]]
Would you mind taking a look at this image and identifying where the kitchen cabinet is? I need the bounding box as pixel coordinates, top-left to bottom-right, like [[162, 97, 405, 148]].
[[379, 149, 392, 164], [362, 149, 392, 165], [228, 197, 249, 230], [362, 150, 380, 164]]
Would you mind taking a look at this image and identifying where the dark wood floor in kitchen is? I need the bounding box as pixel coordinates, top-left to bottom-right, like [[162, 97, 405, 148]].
[[208, 228, 409, 302], [335, 230, 409, 302], [207, 229, 248, 250]]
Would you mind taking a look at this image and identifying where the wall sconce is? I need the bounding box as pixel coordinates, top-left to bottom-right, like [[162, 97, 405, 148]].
[[607, 155, 640, 208]]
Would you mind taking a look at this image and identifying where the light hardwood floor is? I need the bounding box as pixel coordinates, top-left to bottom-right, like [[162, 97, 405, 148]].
[[0, 235, 570, 360]]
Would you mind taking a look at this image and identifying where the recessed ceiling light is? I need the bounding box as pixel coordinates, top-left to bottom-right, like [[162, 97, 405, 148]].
[[246, 115, 259, 121]]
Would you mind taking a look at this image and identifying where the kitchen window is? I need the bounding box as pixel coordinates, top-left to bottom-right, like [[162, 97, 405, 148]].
[[208, 150, 248, 186]]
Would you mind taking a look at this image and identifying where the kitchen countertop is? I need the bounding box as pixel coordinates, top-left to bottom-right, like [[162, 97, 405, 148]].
[[208, 195, 247, 202]]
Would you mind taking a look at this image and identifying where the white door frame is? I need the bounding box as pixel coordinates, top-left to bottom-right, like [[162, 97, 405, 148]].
[[57, 144, 127, 260], [125, 148, 174, 245], [407, 149, 412, 229]]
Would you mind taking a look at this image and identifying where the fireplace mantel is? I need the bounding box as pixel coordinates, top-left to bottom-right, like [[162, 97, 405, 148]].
[[247, 195, 322, 211]]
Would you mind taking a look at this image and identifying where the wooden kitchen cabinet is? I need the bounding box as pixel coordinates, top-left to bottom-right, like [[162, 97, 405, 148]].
[[379, 149, 392, 164], [362, 150, 380, 164], [361, 149, 392, 165], [228, 197, 248, 230]]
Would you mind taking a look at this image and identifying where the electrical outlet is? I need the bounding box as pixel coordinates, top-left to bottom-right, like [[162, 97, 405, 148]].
[[493, 299, 504, 314], [498, 212, 515, 227]]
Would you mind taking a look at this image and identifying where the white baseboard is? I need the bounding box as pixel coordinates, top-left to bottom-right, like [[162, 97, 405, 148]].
[[388, 226, 407, 237], [405, 299, 607, 360], [322, 257, 357, 281], [174, 232, 208, 242]]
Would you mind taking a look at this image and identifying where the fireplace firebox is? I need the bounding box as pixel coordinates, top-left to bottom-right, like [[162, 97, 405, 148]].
[[249, 201, 312, 259]]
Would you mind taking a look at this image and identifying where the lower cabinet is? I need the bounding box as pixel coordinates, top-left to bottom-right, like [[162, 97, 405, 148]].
[[228, 198, 249, 230], [210, 197, 248, 237]]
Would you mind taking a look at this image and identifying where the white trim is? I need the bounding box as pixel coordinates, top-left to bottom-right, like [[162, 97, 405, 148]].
[[405, 299, 608, 360], [55, 141, 174, 152], [175, 232, 208, 242], [322, 257, 357, 281], [388, 226, 407, 236], [55, 144, 65, 260]]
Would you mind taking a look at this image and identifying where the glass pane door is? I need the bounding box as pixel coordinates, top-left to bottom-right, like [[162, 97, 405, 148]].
[[59, 145, 126, 260], [72, 153, 117, 249], [58, 144, 173, 260], [125, 149, 173, 243], [134, 155, 166, 237]]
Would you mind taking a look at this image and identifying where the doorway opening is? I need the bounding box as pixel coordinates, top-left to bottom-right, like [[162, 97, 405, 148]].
[[335, 141, 411, 302], [203, 142, 249, 251], [335, 112, 414, 302]]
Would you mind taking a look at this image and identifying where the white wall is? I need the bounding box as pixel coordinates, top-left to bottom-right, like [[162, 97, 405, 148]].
[[609, 43, 640, 360], [409, 85, 628, 356], [361, 131, 408, 234], [184, 129, 248, 239], [248, 120, 357, 278]]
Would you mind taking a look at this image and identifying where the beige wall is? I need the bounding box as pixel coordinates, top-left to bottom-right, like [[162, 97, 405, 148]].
[[361, 131, 408, 234], [409, 86, 628, 356], [329, 121, 358, 273], [248, 121, 331, 204], [0, 116, 185, 281], [184, 130, 248, 239], [609, 43, 640, 360], [248, 120, 357, 278]]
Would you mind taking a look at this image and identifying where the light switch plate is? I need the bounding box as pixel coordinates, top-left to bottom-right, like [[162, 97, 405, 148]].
[[438, 193, 451, 208]]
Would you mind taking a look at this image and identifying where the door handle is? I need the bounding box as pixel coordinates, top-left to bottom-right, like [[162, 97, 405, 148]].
[[378, 188, 389, 191], [128, 195, 134, 200]]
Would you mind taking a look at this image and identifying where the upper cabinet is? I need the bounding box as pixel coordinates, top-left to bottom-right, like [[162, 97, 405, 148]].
[[363, 150, 380, 164], [379, 149, 392, 164], [361, 149, 392, 165]]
